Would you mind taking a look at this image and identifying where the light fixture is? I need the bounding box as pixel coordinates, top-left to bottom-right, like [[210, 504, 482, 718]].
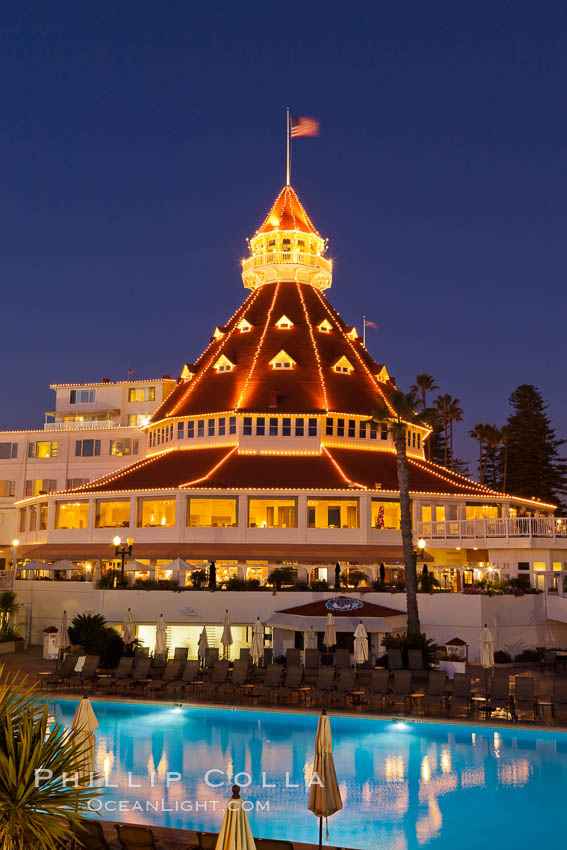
[[113, 535, 121, 547], [12, 539, 19, 548], [417, 538, 426, 550]]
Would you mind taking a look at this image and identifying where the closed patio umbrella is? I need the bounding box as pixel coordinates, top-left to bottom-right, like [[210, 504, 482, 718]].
[[123, 608, 135, 646], [71, 695, 99, 782], [308, 710, 343, 850], [323, 614, 337, 650], [155, 614, 168, 657], [353, 621, 368, 667], [251, 617, 264, 665], [480, 623, 494, 693], [221, 609, 233, 659], [55, 610, 69, 663], [198, 627, 209, 665], [215, 784, 256, 850], [305, 626, 318, 650]]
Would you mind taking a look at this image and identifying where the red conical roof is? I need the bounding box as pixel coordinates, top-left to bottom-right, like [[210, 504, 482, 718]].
[[254, 185, 321, 237]]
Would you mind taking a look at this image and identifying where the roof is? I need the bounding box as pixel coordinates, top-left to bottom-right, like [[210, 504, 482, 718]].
[[150, 280, 396, 420], [278, 596, 404, 619], [254, 185, 321, 237]]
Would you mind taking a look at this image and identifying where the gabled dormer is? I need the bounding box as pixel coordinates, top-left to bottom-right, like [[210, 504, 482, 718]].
[[180, 363, 196, 381], [317, 319, 333, 333], [345, 327, 358, 341], [332, 355, 354, 374], [213, 354, 235, 373], [269, 350, 296, 370], [213, 326, 226, 340], [376, 365, 390, 383], [275, 314, 294, 330], [237, 318, 252, 333]]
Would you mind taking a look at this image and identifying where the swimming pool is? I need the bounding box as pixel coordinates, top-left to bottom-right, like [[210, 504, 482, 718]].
[[51, 699, 567, 850]]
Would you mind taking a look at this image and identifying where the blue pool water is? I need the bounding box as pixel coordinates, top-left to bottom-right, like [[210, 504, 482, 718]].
[[51, 699, 567, 850]]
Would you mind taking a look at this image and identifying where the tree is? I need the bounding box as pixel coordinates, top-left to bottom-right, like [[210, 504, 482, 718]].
[[447, 397, 464, 471], [0, 592, 17, 638], [434, 394, 463, 468], [483, 425, 502, 489], [503, 385, 567, 506], [410, 375, 438, 460], [500, 424, 512, 493], [469, 423, 488, 483], [367, 389, 426, 635]]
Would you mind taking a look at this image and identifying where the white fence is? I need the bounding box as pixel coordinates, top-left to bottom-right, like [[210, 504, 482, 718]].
[[417, 516, 567, 541]]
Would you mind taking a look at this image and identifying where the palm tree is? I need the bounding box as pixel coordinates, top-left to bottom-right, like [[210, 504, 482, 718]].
[[366, 389, 426, 636], [447, 397, 463, 471], [410, 374, 438, 461], [483, 425, 502, 488], [433, 394, 453, 467], [0, 591, 17, 637], [469, 423, 488, 483], [501, 424, 512, 492]]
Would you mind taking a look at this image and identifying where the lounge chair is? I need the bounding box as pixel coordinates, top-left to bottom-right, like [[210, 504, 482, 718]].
[[117, 657, 151, 691], [408, 649, 424, 671], [552, 678, 567, 719], [447, 673, 472, 716], [62, 655, 101, 691], [215, 659, 249, 700], [256, 840, 294, 850], [144, 660, 180, 695], [307, 666, 335, 705], [252, 663, 283, 701], [204, 648, 219, 670], [95, 656, 133, 691], [173, 647, 189, 665], [271, 665, 303, 703], [69, 818, 111, 849], [363, 668, 390, 710], [239, 647, 251, 663], [387, 648, 403, 670], [422, 671, 448, 714], [263, 648, 273, 667], [326, 668, 356, 705], [40, 655, 78, 690], [335, 648, 351, 668], [542, 650, 557, 672], [115, 823, 158, 849], [199, 661, 230, 698], [489, 674, 512, 718], [286, 648, 301, 667], [305, 648, 321, 670], [514, 676, 537, 720], [166, 659, 200, 696], [385, 670, 412, 710]]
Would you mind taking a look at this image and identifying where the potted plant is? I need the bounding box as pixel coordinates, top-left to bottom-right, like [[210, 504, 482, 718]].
[[0, 592, 24, 654]]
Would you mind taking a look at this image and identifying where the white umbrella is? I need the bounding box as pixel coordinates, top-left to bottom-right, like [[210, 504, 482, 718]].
[[221, 610, 233, 659], [198, 627, 209, 662], [71, 696, 99, 782], [250, 617, 264, 665], [323, 613, 337, 649], [353, 621, 368, 667], [155, 614, 168, 657], [55, 610, 69, 652], [480, 623, 495, 693], [124, 559, 150, 572], [308, 710, 343, 850], [123, 608, 135, 646], [305, 626, 318, 651], [215, 784, 257, 849]]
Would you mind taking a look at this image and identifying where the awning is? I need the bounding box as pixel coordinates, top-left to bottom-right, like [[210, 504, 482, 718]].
[[267, 595, 407, 633], [268, 611, 406, 633]]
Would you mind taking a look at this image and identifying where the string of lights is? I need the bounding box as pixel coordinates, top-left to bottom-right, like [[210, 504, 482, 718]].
[[296, 281, 329, 410], [235, 281, 281, 409]]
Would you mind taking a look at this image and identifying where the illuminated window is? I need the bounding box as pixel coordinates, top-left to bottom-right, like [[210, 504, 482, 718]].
[[533, 562, 546, 572], [332, 356, 354, 374], [244, 418, 252, 436], [376, 366, 390, 383], [25, 479, 57, 497], [213, 355, 235, 373], [275, 315, 294, 329], [75, 439, 101, 457], [269, 418, 278, 436], [208, 419, 215, 437], [237, 318, 252, 333], [295, 418, 304, 437], [326, 418, 334, 436], [417, 433, 421, 448], [0, 442, 18, 459], [421, 505, 432, 522], [282, 418, 291, 436], [229, 417, 237, 435], [213, 327, 225, 339], [28, 441, 58, 459], [0, 480, 15, 497], [346, 328, 358, 341], [29, 505, 37, 531], [256, 418, 265, 436], [197, 420, 205, 437], [177, 422, 184, 439], [66, 478, 88, 489], [337, 419, 345, 437], [219, 418, 226, 436], [70, 389, 95, 403], [39, 503, 48, 531], [55, 501, 89, 530], [127, 414, 148, 427], [95, 500, 130, 528], [248, 498, 297, 528], [371, 499, 401, 530], [307, 498, 359, 529], [187, 497, 238, 527], [553, 562, 563, 572], [317, 319, 332, 333], [128, 387, 155, 402], [137, 498, 176, 528], [465, 504, 501, 519], [269, 350, 296, 370], [348, 420, 356, 437]]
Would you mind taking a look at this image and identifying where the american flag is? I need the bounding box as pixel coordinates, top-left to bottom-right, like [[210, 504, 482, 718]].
[[291, 115, 320, 138], [365, 319, 378, 330], [128, 366, 135, 377]]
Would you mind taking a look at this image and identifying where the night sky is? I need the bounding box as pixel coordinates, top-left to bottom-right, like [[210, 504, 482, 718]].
[[1, 1, 565, 465]]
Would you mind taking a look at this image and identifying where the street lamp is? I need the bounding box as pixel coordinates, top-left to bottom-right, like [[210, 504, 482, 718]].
[[113, 536, 133, 586], [11, 539, 19, 571], [413, 537, 426, 569]]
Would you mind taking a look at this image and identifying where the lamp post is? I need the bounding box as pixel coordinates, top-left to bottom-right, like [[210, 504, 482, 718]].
[[11, 539, 19, 571], [113, 536, 133, 587], [413, 537, 426, 571]]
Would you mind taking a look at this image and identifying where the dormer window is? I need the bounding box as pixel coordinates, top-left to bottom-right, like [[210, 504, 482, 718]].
[[269, 350, 296, 370], [346, 327, 358, 341], [268, 239, 276, 247], [214, 355, 235, 373], [276, 315, 294, 330], [298, 239, 305, 248], [180, 364, 195, 381], [317, 319, 333, 333], [376, 366, 390, 383], [237, 318, 252, 333], [332, 356, 354, 374], [213, 327, 225, 340]]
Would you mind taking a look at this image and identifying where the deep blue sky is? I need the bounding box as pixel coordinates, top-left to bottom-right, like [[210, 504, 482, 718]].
[[1, 1, 565, 465]]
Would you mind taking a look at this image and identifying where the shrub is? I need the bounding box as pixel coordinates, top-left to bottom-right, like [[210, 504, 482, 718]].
[[267, 567, 298, 590], [0, 627, 22, 643], [190, 569, 208, 589], [514, 649, 540, 662], [310, 580, 329, 591], [68, 613, 126, 668], [96, 569, 126, 589], [494, 650, 512, 664], [382, 632, 437, 668], [0, 592, 17, 639]]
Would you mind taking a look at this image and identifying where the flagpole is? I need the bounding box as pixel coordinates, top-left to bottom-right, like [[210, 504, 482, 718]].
[[363, 315, 366, 349], [286, 106, 291, 186]]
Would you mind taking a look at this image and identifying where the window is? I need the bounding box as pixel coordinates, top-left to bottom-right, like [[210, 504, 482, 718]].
[[96, 500, 131, 528], [256, 417, 265, 436], [0, 443, 17, 459], [307, 498, 359, 529], [269, 418, 278, 436], [248, 498, 297, 528], [244, 418, 253, 436], [381, 425, 388, 440], [275, 315, 294, 329], [66, 478, 89, 489], [0, 480, 16, 497], [127, 415, 147, 427], [533, 562, 546, 572], [55, 501, 89, 530], [465, 504, 501, 519], [75, 439, 101, 457], [214, 355, 235, 373], [197, 420, 205, 438], [308, 418, 317, 437], [337, 419, 345, 437], [237, 318, 252, 333], [39, 503, 48, 531], [317, 319, 332, 333], [208, 419, 215, 437], [29, 505, 37, 532], [282, 418, 291, 436], [326, 418, 334, 436], [229, 417, 237, 435], [177, 422, 185, 439], [370, 425, 377, 440], [371, 499, 401, 530], [332, 356, 354, 374], [518, 561, 530, 571], [417, 433, 421, 448], [28, 441, 58, 459], [407, 431, 411, 447], [70, 389, 95, 404], [359, 422, 367, 438], [137, 498, 176, 528], [188, 421, 195, 438], [187, 497, 238, 527], [269, 350, 296, 369], [128, 387, 155, 403], [348, 420, 356, 438], [19, 508, 26, 533], [295, 418, 304, 437], [25, 479, 57, 497], [218, 417, 226, 436]]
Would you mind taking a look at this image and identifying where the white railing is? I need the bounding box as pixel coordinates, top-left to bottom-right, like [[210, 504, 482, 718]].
[[242, 252, 332, 273], [44, 420, 120, 431], [417, 516, 567, 540], [0, 570, 14, 590]]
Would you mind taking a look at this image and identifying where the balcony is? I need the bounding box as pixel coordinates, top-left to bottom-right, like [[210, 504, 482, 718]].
[[242, 250, 332, 274], [417, 516, 567, 541], [44, 420, 120, 431]]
